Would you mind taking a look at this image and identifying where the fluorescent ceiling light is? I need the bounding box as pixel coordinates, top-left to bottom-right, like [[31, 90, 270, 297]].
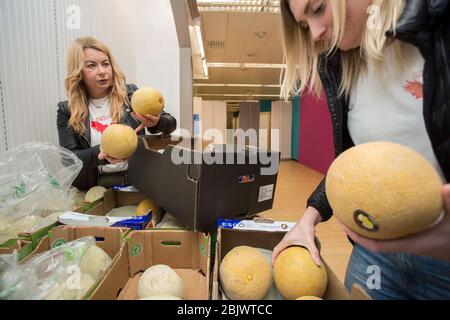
[[194, 25, 206, 59], [208, 62, 285, 69], [193, 23, 208, 78], [202, 59, 209, 78], [197, 0, 280, 13], [193, 83, 280, 87]]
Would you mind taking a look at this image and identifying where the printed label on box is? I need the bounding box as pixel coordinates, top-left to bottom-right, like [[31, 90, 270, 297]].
[[217, 218, 296, 232], [258, 184, 274, 202]]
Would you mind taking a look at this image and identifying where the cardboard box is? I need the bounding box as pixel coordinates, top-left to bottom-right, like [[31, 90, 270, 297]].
[[20, 225, 129, 299], [79, 188, 154, 230], [0, 222, 62, 261], [2, 188, 159, 260], [90, 229, 211, 300], [128, 135, 280, 232], [0, 199, 100, 260], [212, 227, 370, 300], [0, 239, 34, 261], [23, 225, 128, 262]]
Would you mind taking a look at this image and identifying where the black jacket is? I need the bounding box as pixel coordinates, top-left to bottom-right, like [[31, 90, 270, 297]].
[[57, 84, 177, 190], [307, 0, 450, 221]]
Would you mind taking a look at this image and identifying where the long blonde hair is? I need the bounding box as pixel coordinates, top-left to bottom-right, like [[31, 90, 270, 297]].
[[65, 37, 128, 135], [280, 0, 407, 100]]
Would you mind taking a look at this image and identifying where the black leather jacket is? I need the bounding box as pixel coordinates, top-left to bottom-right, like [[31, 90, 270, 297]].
[[57, 84, 177, 190], [307, 0, 450, 221]]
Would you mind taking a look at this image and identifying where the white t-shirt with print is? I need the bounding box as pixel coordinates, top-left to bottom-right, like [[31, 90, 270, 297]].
[[348, 44, 445, 182], [88, 96, 128, 173]]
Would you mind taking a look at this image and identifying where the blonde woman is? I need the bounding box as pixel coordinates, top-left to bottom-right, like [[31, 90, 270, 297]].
[[272, 0, 450, 299], [57, 37, 176, 190]]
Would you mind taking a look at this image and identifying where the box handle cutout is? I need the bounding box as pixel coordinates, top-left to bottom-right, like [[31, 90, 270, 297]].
[[160, 241, 182, 247]]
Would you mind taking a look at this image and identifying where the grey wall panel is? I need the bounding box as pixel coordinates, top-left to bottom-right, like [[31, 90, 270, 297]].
[[238, 102, 260, 147]]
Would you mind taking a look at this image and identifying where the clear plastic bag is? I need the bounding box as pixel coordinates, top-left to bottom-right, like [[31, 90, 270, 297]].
[[0, 142, 82, 241], [0, 236, 112, 300]]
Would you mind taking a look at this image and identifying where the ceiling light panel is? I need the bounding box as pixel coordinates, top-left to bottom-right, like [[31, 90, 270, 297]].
[[197, 0, 280, 13], [208, 62, 285, 69]]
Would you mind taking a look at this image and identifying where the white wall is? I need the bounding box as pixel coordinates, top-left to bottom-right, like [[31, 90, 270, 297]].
[[0, 0, 60, 152], [0, 0, 182, 152], [135, 0, 180, 127], [195, 100, 227, 144]]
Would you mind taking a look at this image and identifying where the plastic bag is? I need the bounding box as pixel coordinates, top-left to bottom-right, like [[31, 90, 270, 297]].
[[0, 142, 82, 240], [0, 236, 112, 300]]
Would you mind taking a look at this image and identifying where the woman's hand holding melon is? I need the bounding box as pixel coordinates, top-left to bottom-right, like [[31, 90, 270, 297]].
[[272, 207, 323, 267], [98, 150, 128, 164], [132, 112, 160, 133]]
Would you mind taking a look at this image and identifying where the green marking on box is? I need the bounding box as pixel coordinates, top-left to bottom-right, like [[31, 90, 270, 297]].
[[131, 243, 142, 257]]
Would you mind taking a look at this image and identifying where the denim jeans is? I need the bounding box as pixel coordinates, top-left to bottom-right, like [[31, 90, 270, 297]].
[[344, 243, 450, 300]]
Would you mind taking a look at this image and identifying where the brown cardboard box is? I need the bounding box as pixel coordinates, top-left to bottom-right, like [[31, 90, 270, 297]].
[[87, 189, 152, 218], [16, 225, 129, 299], [128, 135, 280, 232], [23, 225, 128, 263], [61, 188, 156, 230], [0, 206, 112, 261], [90, 229, 211, 300], [0, 196, 102, 260], [212, 228, 371, 300]]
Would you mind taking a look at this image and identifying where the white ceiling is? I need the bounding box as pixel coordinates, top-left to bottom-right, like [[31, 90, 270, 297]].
[[193, 8, 284, 101]]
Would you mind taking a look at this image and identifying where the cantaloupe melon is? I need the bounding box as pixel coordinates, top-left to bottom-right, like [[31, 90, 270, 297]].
[[106, 205, 137, 217], [136, 198, 159, 216], [326, 141, 443, 239], [85, 186, 107, 203], [79, 245, 112, 280], [273, 247, 328, 300], [296, 296, 323, 300], [138, 265, 184, 299], [100, 124, 138, 160], [219, 246, 272, 300], [45, 273, 96, 300], [131, 87, 164, 116], [63, 273, 97, 300]]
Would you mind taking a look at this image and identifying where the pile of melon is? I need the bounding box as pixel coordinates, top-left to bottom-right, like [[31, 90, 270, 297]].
[[219, 246, 328, 300], [43, 242, 112, 300], [0, 237, 112, 300]]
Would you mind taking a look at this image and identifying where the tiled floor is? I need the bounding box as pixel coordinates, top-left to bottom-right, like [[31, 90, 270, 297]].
[[261, 160, 353, 283]]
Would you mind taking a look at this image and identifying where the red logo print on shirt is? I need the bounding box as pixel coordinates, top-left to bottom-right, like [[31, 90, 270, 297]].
[[403, 71, 423, 100], [90, 121, 109, 134]]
